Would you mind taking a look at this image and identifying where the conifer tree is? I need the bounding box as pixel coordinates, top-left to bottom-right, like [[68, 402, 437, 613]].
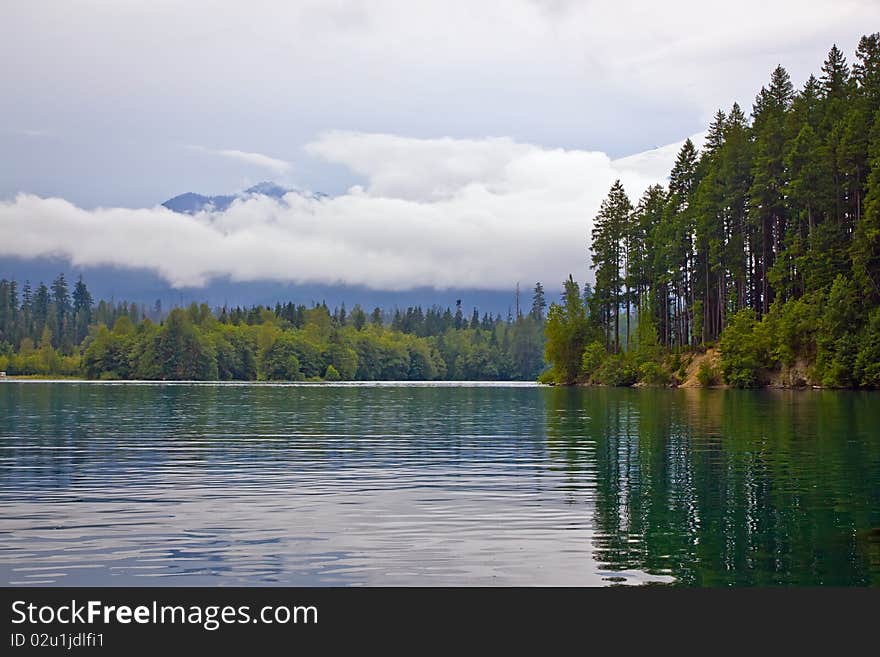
[[591, 180, 632, 352], [530, 282, 546, 320]]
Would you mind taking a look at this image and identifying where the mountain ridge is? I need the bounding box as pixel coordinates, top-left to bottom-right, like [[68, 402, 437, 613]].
[[162, 182, 324, 214]]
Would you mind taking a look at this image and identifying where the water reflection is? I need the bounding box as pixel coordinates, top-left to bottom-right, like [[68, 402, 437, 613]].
[[1, 382, 878, 586], [544, 387, 880, 585]]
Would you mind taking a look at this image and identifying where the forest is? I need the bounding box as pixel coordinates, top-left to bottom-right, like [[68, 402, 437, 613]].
[[0, 274, 546, 381], [544, 34, 880, 389], [3, 35, 879, 388]]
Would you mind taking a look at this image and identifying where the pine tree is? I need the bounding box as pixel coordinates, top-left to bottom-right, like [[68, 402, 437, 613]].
[[49, 273, 71, 349], [820, 44, 851, 100], [750, 66, 794, 312], [33, 282, 50, 341], [704, 110, 727, 155], [854, 33, 880, 111], [630, 184, 666, 329], [350, 305, 367, 331], [852, 109, 880, 301], [72, 276, 93, 344], [664, 139, 699, 346], [530, 282, 546, 320], [591, 180, 632, 352]]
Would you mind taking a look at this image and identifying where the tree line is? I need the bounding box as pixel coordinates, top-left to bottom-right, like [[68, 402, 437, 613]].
[[544, 35, 880, 388], [0, 274, 547, 381]]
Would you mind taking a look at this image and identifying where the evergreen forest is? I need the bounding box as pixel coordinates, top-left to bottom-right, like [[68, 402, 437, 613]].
[[544, 35, 880, 389]]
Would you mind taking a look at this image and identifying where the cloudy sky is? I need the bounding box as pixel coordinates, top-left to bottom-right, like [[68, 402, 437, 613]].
[[1, 0, 876, 291]]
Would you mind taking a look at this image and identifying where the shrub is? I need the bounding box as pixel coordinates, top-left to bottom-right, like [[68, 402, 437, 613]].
[[595, 353, 637, 386], [696, 361, 720, 387], [768, 293, 821, 366], [580, 341, 606, 380], [537, 369, 556, 384], [324, 364, 341, 381], [638, 360, 669, 385], [817, 333, 859, 388], [676, 354, 690, 381], [855, 307, 880, 387], [719, 309, 770, 388], [669, 352, 682, 375]]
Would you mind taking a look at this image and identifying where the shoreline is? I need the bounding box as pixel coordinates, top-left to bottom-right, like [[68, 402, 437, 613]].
[[0, 376, 866, 391], [0, 377, 541, 387]]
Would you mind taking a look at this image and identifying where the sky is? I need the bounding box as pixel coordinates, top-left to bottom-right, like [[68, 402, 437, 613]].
[[1, 0, 877, 291]]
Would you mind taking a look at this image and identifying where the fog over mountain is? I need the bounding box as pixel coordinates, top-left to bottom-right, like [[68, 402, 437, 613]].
[[162, 182, 326, 214], [0, 131, 700, 311]]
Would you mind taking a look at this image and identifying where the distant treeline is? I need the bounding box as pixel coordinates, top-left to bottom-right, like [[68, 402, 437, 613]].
[[544, 35, 880, 388], [0, 274, 547, 381]]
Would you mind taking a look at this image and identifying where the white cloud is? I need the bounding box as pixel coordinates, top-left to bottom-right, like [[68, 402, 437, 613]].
[[187, 146, 291, 174], [1, 131, 699, 291], [611, 132, 706, 182]]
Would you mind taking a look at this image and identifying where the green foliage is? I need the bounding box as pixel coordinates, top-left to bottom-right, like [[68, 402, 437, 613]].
[[129, 320, 162, 379], [215, 328, 257, 381], [154, 309, 218, 380], [591, 180, 633, 352], [406, 342, 436, 380], [0, 269, 551, 382], [260, 334, 304, 381], [594, 353, 638, 387], [638, 360, 670, 385], [324, 364, 341, 381], [547, 35, 880, 389], [855, 306, 880, 387], [852, 108, 880, 301], [633, 308, 661, 366], [537, 369, 555, 384], [328, 340, 358, 380], [813, 275, 862, 387], [675, 355, 691, 382], [766, 293, 822, 366], [696, 361, 720, 387], [580, 341, 606, 379], [719, 309, 771, 388], [83, 324, 132, 379], [544, 276, 591, 384]]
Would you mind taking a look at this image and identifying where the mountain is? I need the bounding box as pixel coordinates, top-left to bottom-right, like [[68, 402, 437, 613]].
[[0, 255, 523, 315], [161, 182, 324, 214], [161, 192, 238, 213], [241, 181, 290, 198], [1, 181, 522, 315]]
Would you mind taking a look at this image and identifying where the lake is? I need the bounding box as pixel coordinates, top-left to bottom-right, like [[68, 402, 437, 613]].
[[1, 381, 878, 586]]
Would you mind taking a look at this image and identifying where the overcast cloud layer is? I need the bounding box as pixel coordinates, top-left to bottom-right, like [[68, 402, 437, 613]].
[[0, 131, 702, 290], [0, 132, 700, 290], [1, 1, 876, 207]]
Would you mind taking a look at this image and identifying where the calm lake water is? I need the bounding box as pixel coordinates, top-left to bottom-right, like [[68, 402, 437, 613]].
[[1, 381, 878, 586]]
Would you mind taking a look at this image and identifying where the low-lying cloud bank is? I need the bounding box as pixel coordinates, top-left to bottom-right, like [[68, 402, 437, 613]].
[[1, 131, 702, 291]]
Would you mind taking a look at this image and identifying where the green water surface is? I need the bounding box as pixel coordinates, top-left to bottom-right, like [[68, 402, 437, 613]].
[[1, 382, 878, 586]]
